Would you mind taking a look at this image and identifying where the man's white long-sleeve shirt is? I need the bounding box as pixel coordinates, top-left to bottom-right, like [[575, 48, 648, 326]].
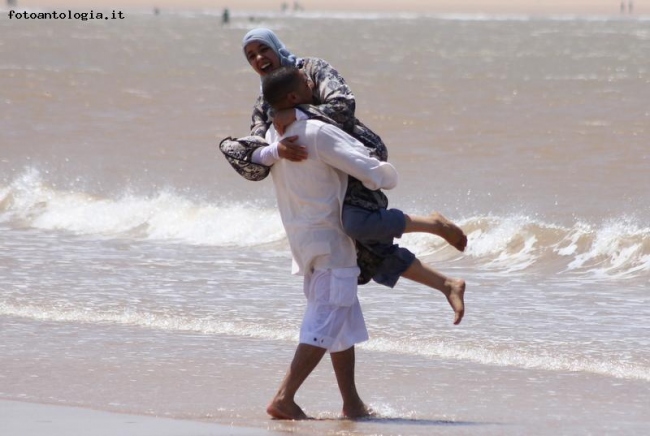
[[265, 119, 398, 275]]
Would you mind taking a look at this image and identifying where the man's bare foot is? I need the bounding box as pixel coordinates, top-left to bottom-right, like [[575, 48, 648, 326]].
[[342, 402, 375, 420], [266, 399, 309, 420], [445, 278, 466, 325], [430, 212, 467, 252]]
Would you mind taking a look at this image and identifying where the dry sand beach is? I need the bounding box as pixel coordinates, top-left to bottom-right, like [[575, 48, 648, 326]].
[[10, 0, 644, 15]]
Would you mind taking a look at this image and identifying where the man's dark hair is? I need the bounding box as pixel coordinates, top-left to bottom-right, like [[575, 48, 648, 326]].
[[262, 66, 302, 108]]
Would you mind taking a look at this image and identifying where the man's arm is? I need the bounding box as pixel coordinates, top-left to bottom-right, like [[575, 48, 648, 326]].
[[251, 141, 280, 166], [250, 95, 308, 164], [314, 124, 397, 191]]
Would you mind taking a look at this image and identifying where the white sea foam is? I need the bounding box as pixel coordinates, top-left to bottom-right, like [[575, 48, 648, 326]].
[[3, 300, 647, 382], [362, 337, 650, 382], [0, 301, 298, 344], [0, 168, 285, 246], [1, 169, 648, 278], [458, 215, 650, 279]]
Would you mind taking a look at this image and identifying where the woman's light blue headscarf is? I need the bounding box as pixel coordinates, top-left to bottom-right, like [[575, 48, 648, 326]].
[[242, 28, 300, 67]]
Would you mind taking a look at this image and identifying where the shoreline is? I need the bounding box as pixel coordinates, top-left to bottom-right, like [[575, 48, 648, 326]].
[[0, 399, 280, 436], [11, 0, 643, 16]]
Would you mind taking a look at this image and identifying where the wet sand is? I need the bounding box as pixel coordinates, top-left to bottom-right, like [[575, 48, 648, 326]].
[[1, 400, 281, 436]]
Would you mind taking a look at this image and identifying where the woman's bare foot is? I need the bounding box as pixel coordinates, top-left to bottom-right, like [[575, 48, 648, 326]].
[[404, 212, 467, 252], [266, 398, 308, 420], [430, 212, 467, 252], [444, 278, 466, 325]]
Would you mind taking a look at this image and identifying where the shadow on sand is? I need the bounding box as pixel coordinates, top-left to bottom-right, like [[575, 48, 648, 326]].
[[269, 415, 506, 436], [350, 416, 495, 427]]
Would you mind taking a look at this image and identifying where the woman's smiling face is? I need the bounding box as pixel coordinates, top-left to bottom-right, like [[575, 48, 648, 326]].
[[244, 41, 281, 76]]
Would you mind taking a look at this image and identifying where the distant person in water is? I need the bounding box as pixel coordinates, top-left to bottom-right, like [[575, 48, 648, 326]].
[[259, 65, 404, 420], [222, 28, 468, 298]]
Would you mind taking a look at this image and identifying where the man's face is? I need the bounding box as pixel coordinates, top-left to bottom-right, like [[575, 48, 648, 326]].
[[244, 41, 281, 76]]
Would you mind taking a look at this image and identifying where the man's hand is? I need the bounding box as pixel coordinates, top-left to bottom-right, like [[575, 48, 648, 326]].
[[278, 136, 308, 162], [273, 109, 297, 136]]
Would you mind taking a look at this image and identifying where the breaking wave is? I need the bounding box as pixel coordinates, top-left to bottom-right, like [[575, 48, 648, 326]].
[[2, 168, 648, 279]]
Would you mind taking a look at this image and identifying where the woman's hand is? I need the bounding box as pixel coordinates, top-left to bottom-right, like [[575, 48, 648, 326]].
[[273, 109, 297, 135], [277, 136, 308, 162]]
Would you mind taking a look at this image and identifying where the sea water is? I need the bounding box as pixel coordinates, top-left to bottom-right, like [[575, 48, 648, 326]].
[[1, 8, 649, 435]]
